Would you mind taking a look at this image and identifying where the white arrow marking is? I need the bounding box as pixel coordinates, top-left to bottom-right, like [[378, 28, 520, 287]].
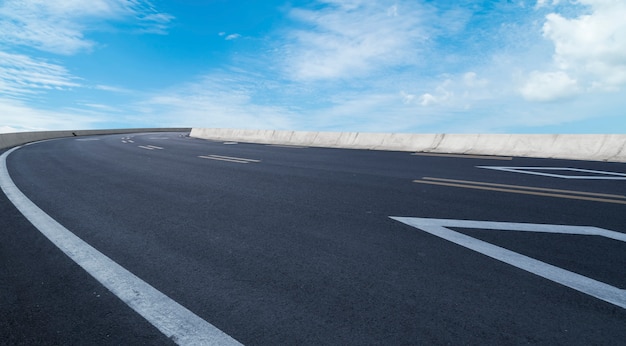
[[390, 217, 626, 309]]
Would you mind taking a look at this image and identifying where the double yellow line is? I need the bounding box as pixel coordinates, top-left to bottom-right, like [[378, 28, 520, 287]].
[[413, 177, 626, 205]]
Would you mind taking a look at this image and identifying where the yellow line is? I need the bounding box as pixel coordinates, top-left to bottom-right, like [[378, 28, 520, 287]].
[[422, 177, 626, 199], [411, 152, 513, 160], [412, 180, 626, 205]]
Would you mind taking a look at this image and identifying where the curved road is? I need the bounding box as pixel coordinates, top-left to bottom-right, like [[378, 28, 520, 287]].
[[1, 132, 625, 344]]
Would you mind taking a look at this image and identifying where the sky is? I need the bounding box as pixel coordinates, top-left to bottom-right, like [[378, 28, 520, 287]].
[[0, 0, 625, 134]]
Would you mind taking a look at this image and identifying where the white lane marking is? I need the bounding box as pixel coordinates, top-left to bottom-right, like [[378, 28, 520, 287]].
[[478, 166, 626, 180], [208, 155, 260, 163], [199, 155, 261, 164], [122, 140, 128, 144], [0, 146, 242, 346], [128, 140, 135, 143], [148, 137, 170, 140], [223, 142, 238, 145], [76, 138, 100, 141], [138, 145, 164, 150], [390, 217, 626, 309], [198, 155, 260, 164]]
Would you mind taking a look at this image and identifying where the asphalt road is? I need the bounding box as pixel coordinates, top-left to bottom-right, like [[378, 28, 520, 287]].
[[1, 132, 625, 345]]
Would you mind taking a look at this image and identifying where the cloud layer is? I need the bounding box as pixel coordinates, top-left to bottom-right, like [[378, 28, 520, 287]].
[[0, 0, 174, 55], [1, 0, 624, 134], [520, 0, 626, 101]]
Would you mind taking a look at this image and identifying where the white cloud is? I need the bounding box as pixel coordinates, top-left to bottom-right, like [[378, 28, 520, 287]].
[[463, 72, 488, 88], [0, 125, 20, 133], [0, 51, 80, 97], [139, 73, 297, 130], [535, 0, 561, 9], [0, 0, 174, 55], [519, 70, 580, 101], [543, 0, 626, 89], [225, 33, 241, 41], [0, 97, 104, 132], [522, 0, 626, 101], [282, 0, 426, 81]]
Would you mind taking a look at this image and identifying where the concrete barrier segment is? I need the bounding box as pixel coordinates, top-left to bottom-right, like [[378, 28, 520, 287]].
[[189, 128, 626, 162]]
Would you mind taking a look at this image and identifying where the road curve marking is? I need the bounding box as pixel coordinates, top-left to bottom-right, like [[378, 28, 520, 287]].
[[1, 145, 242, 346], [391, 217, 626, 309]]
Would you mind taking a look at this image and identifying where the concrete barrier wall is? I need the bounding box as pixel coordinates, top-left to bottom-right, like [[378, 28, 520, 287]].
[[0, 128, 191, 150], [190, 128, 626, 162]]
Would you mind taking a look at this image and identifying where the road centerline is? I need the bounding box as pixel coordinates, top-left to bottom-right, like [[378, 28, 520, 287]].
[[413, 178, 626, 205]]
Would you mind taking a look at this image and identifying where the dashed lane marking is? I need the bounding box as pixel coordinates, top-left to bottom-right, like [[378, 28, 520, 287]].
[[413, 177, 626, 205], [198, 154, 261, 164], [390, 217, 626, 309], [0, 145, 242, 346]]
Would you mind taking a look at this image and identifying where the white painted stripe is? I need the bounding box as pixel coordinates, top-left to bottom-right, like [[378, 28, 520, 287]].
[[208, 155, 260, 163], [391, 217, 626, 309], [128, 140, 135, 143], [0, 145, 242, 346], [478, 166, 626, 180], [138, 145, 163, 150], [198, 156, 250, 164]]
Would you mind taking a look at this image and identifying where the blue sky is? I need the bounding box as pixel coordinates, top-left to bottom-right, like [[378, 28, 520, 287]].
[[1, 0, 625, 134]]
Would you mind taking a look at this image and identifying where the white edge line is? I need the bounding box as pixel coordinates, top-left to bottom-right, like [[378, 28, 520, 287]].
[[1, 145, 242, 346], [390, 217, 626, 309]]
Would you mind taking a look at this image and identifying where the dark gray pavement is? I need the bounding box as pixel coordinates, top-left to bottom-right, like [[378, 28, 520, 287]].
[[1, 132, 625, 344]]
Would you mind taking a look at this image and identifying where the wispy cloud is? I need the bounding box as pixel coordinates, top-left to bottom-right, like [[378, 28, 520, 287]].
[[0, 97, 105, 133], [281, 0, 427, 81], [0, 0, 174, 55], [0, 51, 80, 97], [138, 71, 298, 130]]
